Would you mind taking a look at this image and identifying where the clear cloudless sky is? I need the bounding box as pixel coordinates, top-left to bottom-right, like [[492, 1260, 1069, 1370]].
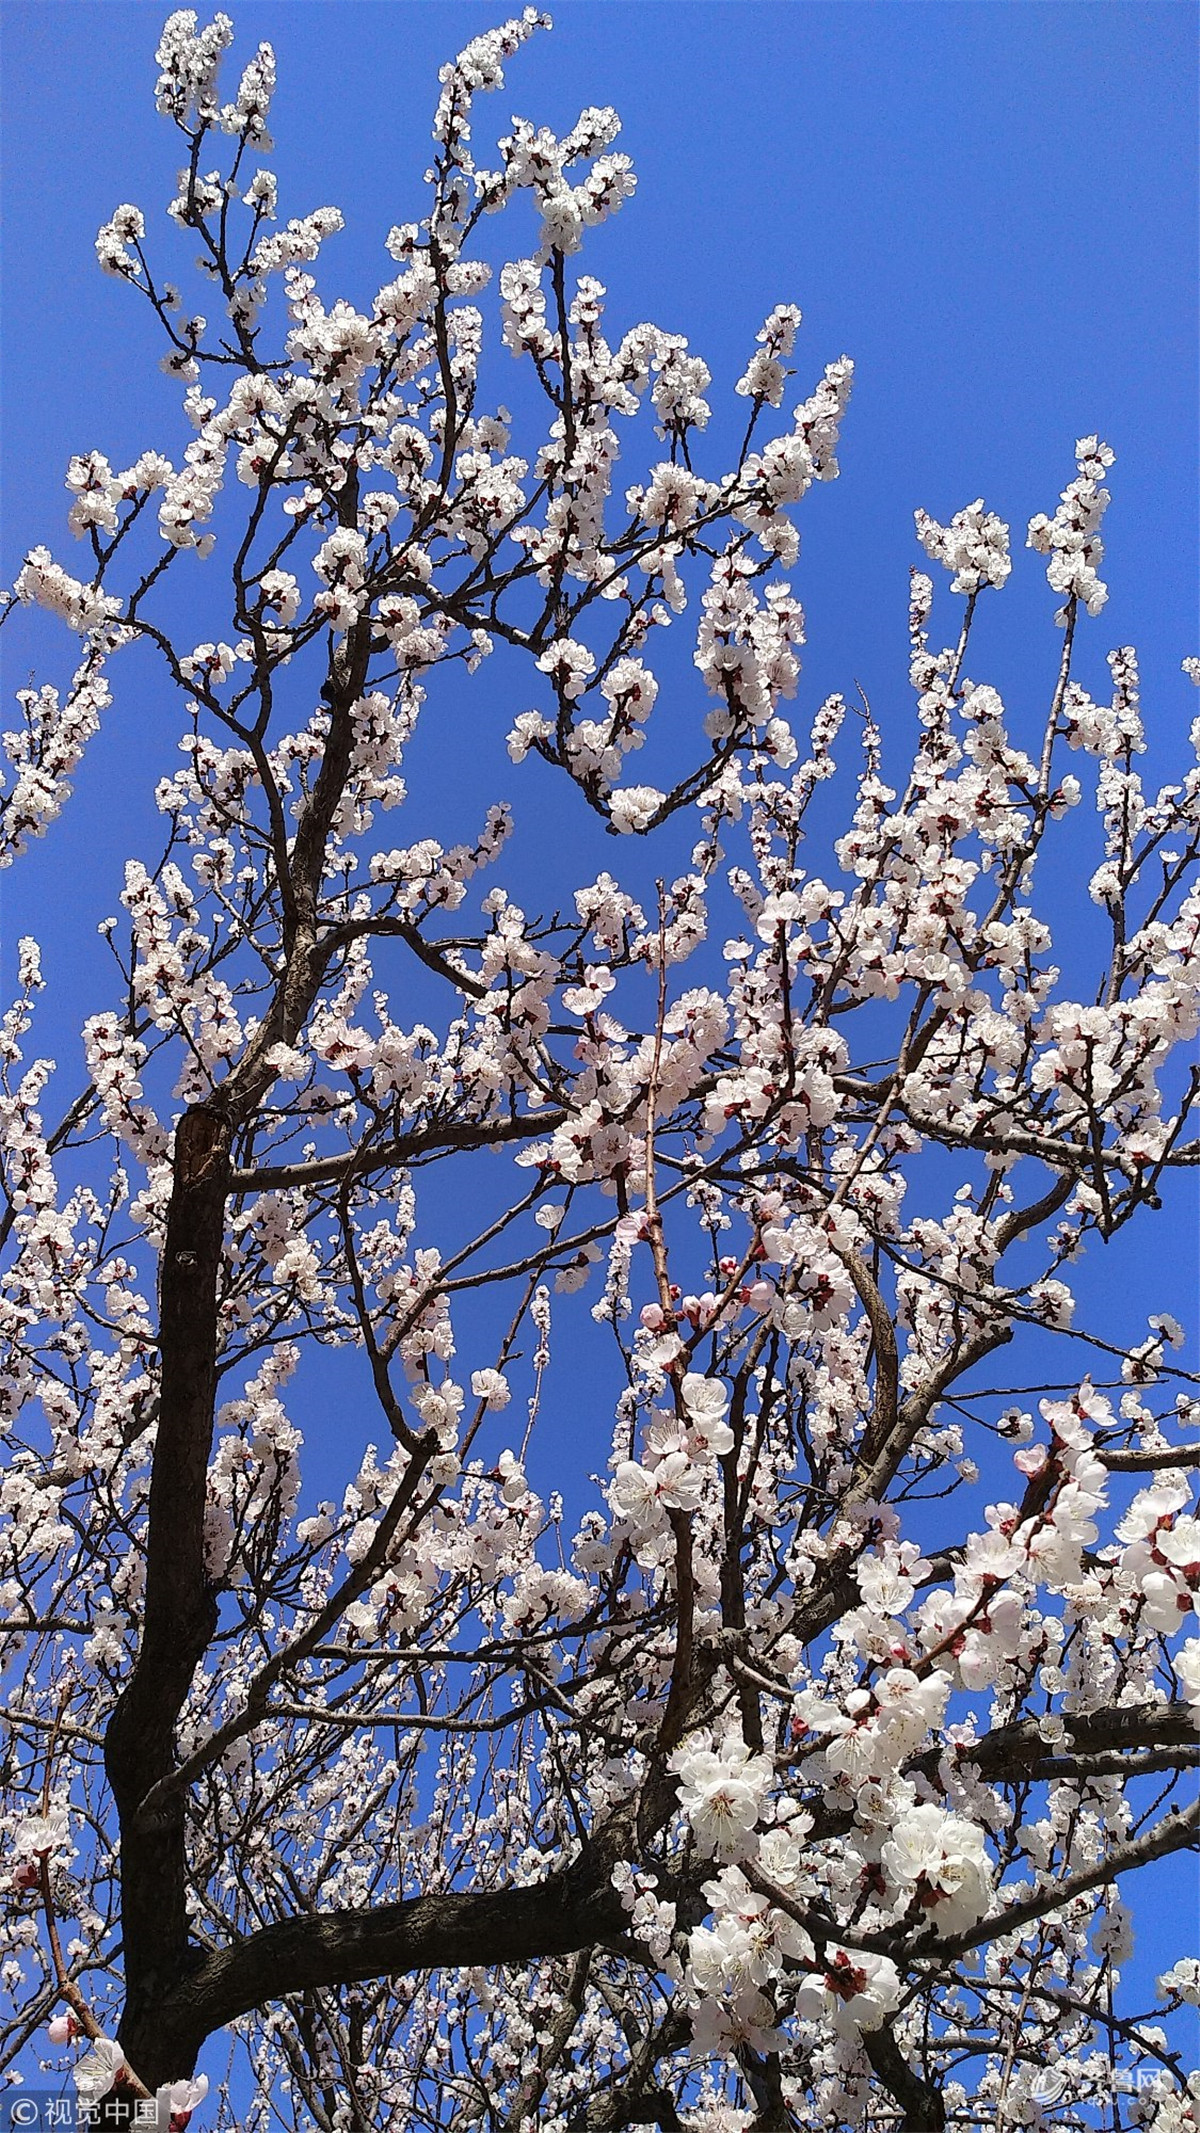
[[1, 0, 1198, 2097]]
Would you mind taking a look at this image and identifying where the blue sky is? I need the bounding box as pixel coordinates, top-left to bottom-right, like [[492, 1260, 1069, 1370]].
[[1, 0, 1198, 2104]]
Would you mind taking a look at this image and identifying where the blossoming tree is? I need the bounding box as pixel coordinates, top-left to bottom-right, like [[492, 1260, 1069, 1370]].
[[1, 11, 1198, 2131]]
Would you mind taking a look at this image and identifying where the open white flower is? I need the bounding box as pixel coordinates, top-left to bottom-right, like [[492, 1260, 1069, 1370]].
[[470, 1367, 511, 1410], [155, 2074, 210, 2129], [13, 1806, 70, 1860], [679, 1373, 734, 1455], [1174, 1638, 1200, 1721], [669, 1735, 772, 1859], [795, 1947, 900, 2034], [1157, 1957, 1200, 2006], [856, 1553, 918, 1615], [608, 784, 665, 834], [881, 1803, 994, 1936], [73, 2037, 125, 2105], [609, 1458, 661, 1529]]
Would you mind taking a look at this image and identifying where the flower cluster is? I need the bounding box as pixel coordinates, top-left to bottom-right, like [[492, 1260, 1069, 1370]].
[[1027, 434, 1114, 621], [914, 497, 1012, 594]]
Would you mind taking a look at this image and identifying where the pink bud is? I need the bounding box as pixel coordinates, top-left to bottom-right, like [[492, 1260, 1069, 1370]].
[[47, 2014, 75, 2045], [639, 1304, 666, 1332]]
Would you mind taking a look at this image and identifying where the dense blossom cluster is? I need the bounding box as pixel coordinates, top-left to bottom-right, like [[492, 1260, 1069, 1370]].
[[0, 11, 1197, 2133]]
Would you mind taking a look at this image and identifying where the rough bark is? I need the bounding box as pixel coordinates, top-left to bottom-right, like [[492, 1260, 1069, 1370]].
[[103, 1103, 231, 2080], [862, 2028, 946, 2133], [152, 1818, 636, 2077]]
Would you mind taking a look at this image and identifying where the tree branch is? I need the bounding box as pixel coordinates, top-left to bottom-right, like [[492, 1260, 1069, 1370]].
[[157, 1817, 637, 2072]]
